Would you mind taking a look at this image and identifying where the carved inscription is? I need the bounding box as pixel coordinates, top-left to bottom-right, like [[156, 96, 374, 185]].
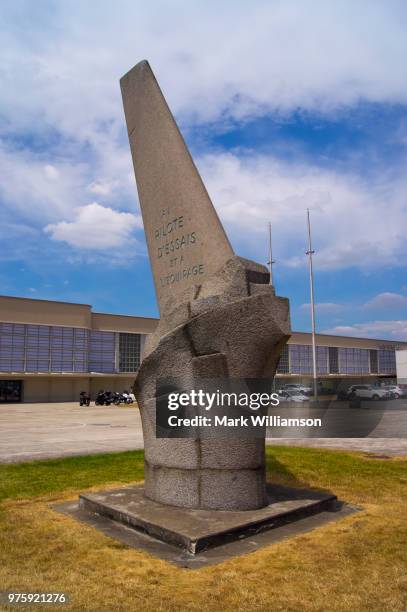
[[154, 206, 204, 288]]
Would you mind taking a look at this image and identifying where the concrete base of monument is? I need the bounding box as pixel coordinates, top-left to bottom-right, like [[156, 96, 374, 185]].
[[55, 484, 357, 567]]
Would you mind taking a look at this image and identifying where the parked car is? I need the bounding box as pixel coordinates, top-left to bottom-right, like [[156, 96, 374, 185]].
[[278, 390, 309, 403], [347, 385, 391, 401], [279, 383, 312, 396], [383, 385, 405, 399]]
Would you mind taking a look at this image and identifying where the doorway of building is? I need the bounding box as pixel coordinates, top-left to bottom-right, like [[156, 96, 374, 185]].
[[0, 380, 22, 402]]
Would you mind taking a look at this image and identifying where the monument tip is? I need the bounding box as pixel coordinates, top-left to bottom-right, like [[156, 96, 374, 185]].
[[120, 57, 234, 309], [120, 59, 151, 84]]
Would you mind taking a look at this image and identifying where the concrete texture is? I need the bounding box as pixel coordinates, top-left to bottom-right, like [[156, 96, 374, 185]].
[[78, 483, 337, 555], [56, 497, 357, 568], [120, 60, 234, 308], [134, 256, 290, 510], [121, 61, 290, 510]]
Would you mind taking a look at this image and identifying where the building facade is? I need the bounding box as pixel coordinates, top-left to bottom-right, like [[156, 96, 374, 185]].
[[0, 295, 157, 402], [277, 331, 407, 391], [1, 295, 406, 402], [396, 350, 407, 385]]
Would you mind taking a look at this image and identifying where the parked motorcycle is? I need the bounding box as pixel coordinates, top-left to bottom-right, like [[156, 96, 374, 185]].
[[113, 392, 124, 405], [79, 391, 90, 406], [95, 390, 113, 406], [113, 391, 133, 405], [121, 390, 134, 404]]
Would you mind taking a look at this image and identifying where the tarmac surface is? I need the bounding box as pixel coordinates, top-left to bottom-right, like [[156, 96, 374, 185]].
[[0, 402, 144, 463], [1, 400, 407, 463]]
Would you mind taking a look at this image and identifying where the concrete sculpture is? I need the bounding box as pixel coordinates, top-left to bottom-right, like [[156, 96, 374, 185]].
[[120, 61, 291, 510]]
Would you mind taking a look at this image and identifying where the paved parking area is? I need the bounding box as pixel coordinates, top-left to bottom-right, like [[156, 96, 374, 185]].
[[269, 437, 407, 455], [0, 401, 406, 463], [0, 402, 143, 463], [270, 399, 407, 456]]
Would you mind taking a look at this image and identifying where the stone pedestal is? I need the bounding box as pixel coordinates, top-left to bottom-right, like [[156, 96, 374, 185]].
[[78, 484, 337, 555]]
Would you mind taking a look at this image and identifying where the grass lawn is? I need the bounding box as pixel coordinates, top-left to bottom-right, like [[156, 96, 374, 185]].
[[0, 446, 406, 611]]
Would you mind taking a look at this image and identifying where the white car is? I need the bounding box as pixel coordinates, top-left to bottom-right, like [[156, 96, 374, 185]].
[[278, 390, 309, 403], [280, 383, 312, 395], [384, 385, 405, 399], [347, 385, 391, 400]]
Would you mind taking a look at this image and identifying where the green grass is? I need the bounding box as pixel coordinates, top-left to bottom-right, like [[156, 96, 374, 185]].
[[0, 450, 145, 502], [0, 447, 406, 611], [0, 445, 405, 506], [265, 445, 407, 503]]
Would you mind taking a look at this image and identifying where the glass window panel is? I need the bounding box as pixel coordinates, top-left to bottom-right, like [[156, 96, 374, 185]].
[[289, 344, 312, 375], [288, 344, 328, 375], [11, 361, 24, 371], [276, 345, 289, 374], [378, 349, 396, 375], [89, 330, 116, 373], [338, 348, 370, 374], [370, 350, 378, 374], [0, 324, 26, 372], [118, 333, 141, 373], [316, 346, 328, 375]]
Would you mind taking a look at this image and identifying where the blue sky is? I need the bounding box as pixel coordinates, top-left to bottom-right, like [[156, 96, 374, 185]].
[[0, 0, 407, 339]]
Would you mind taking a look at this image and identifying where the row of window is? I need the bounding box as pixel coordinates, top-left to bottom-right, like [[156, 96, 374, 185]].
[[0, 323, 141, 374], [1, 322, 397, 377], [277, 344, 396, 376]]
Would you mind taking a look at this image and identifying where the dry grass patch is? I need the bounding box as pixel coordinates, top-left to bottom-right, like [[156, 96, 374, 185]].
[[0, 447, 406, 611]]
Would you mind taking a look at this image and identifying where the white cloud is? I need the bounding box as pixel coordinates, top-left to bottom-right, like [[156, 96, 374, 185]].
[[88, 181, 117, 196], [363, 292, 407, 310], [299, 292, 407, 319], [0, 137, 139, 265], [2, 127, 406, 272], [0, 142, 88, 221], [43, 165, 59, 180], [44, 203, 142, 250], [1, 1, 407, 135], [198, 152, 407, 270], [323, 320, 407, 340], [1, 0, 407, 275]]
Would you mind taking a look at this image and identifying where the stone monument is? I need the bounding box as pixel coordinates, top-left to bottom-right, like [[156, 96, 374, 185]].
[[74, 62, 338, 559], [120, 60, 290, 511]]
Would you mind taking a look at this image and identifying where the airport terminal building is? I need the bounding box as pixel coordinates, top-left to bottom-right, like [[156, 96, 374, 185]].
[[0, 295, 157, 402], [276, 331, 407, 392], [0, 295, 406, 402]]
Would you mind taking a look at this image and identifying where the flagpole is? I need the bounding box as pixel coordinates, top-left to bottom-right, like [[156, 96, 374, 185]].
[[268, 221, 275, 286], [306, 209, 318, 400]]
